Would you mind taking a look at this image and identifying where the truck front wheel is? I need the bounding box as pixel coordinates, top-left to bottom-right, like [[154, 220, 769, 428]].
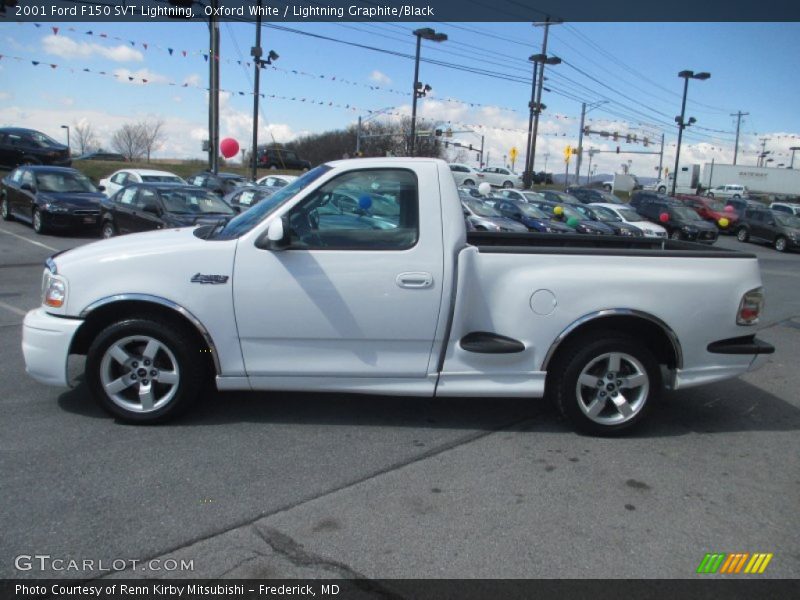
[[550, 332, 661, 436], [86, 318, 204, 423]]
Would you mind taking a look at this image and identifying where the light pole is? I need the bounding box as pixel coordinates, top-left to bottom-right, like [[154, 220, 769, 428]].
[[356, 106, 396, 156], [522, 59, 539, 188], [410, 28, 446, 157], [671, 70, 710, 196], [790, 147, 800, 169], [574, 100, 607, 185], [250, 2, 279, 181], [527, 52, 561, 188], [60, 125, 70, 156]]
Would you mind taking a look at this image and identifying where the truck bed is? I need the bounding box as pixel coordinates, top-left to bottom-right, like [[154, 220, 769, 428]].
[[466, 232, 755, 258]]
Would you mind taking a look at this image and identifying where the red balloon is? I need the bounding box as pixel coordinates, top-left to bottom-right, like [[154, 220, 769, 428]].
[[220, 138, 239, 159], [724, 205, 734, 212], [659, 212, 669, 223]]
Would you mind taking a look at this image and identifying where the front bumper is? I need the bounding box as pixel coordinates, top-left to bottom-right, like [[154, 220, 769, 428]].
[[43, 210, 100, 229], [22, 307, 83, 387]]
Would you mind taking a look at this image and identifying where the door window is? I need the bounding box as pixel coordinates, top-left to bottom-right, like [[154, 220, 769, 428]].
[[111, 172, 128, 185], [285, 169, 418, 250], [118, 187, 138, 205]]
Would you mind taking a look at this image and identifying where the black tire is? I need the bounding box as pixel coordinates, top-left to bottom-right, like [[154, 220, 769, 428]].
[[0, 196, 12, 222], [101, 220, 116, 239], [669, 229, 683, 240], [737, 227, 750, 243], [706, 192, 715, 199], [774, 236, 787, 253], [502, 180, 513, 189], [32, 209, 47, 234], [550, 331, 661, 436], [657, 186, 666, 194], [86, 317, 205, 423], [463, 179, 476, 187]]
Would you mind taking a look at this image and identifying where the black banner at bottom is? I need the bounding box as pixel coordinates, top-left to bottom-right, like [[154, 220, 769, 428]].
[[3, 579, 800, 600]]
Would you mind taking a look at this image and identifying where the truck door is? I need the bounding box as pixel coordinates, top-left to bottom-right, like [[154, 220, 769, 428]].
[[233, 164, 445, 379]]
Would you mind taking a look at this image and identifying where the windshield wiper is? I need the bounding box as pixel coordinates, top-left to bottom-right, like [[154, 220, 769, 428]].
[[204, 216, 232, 239]]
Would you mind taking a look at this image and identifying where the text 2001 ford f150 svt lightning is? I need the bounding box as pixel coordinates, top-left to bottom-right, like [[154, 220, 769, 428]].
[[22, 158, 774, 435]]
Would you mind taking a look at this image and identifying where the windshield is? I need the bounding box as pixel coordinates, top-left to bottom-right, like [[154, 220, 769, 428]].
[[554, 204, 583, 220], [590, 205, 622, 222], [35, 171, 97, 193], [517, 203, 548, 219], [141, 175, 184, 184], [597, 191, 623, 204], [775, 213, 800, 228], [29, 131, 61, 148], [671, 206, 703, 221], [159, 189, 234, 215], [465, 198, 502, 217], [522, 191, 546, 202], [707, 199, 725, 211], [214, 165, 332, 239], [616, 208, 643, 222]]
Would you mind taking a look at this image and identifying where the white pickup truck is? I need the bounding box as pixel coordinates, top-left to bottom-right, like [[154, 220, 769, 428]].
[[22, 158, 774, 435]]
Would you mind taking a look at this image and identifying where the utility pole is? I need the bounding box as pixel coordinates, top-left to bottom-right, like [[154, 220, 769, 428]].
[[529, 19, 560, 186], [730, 110, 748, 166], [250, 1, 262, 181], [758, 138, 770, 167], [356, 116, 362, 155], [574, 100, 607, 185], [209, 0, 220, 174], [657, 133, 665, 179], [522, 60, 539, 188]]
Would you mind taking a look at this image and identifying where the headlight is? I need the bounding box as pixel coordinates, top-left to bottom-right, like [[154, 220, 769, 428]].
[[45, 202, 70, 213], [618, 228, 633, 236], [41, 270, 67, 308], [543, 226, 554, 233], [682, 225, 696, 233]]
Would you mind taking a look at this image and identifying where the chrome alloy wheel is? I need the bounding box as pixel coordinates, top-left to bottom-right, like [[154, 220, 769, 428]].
[[99, 335, 180, 413], [575, 352, 649, 426]]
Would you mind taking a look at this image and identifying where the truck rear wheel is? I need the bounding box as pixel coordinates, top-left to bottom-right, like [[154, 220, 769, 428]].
[[86, 317, 203, 423], [550, 332, 661, 436]]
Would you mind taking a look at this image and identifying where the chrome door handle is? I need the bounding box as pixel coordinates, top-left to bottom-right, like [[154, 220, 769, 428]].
[[396, 272, 433, 289]]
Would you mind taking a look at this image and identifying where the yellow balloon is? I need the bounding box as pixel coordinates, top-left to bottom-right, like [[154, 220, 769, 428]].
[[718, 217, 729, 228], [554, 205, 564, 216]]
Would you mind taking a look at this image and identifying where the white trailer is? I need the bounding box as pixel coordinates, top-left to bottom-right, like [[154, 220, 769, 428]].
[[646, 165, 699, 194], [701, 163, 800, 197]]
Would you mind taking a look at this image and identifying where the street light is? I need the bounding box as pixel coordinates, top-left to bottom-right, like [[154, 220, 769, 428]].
[[410, 28, 446, 157], [60, 125, 69, 156], [671, 70, 710, 196], [356, 106, 396, 156], [790, 146, 800, 169], [524, 53, 561, 188], [250, 1, 279, 180]]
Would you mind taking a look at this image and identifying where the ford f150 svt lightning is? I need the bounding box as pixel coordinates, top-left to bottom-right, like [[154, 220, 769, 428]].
[[22, 158, 774, 435]]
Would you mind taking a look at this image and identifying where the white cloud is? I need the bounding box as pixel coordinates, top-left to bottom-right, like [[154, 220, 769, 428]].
[[112, 68, 170, 86], [369, 70, 392, 85], [183, 74, 202, 87], [42, 35, 144, 62], [0, 91, 12, 101]]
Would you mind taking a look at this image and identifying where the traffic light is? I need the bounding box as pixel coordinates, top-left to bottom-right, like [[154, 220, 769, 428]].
[[616, 146, 620, 154], [468, 144, 473, 151], [435, 129, 443, 137], [643, 137, 649, 147], [613, 132, 619, 141], [583, 126, 590, 135], [625, 134, 631, 143]]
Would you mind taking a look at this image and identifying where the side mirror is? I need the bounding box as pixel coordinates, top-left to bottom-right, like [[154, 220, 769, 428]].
[[21, 183, 35, 193], [98, 185, 106, 192], [262, 216, 290, 251]]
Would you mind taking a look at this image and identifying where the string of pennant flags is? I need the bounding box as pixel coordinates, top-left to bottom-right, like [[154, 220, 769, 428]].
[[21, 21, 556, 117]]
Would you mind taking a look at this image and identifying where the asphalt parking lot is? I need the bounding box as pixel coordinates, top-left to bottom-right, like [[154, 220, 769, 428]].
[[0, 221, 798, 580]]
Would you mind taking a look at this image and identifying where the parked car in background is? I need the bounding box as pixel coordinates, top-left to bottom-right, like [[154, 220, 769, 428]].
[[564, 187, 624, 205], [635, 198, 718, 243], [223, 186, 277, 213], [735, 207, 800, 252], [76, 151, 127, 162], [723, 197, 763, 219], [186, 172, 251, 196], [770, 202, 800, 217], [570, 204, 644, 237], [461, 197, 528, 232], [675, 194, 739, 233], [100, 184, 235, 238], [448, 163, 481, 187], [524, 199, 615, 235], [591, 203, 667, 238], [629, 190, 671, 210], [540, 190, 581, 205], [100, 169, 185, 197], [255, 174, 298, 189], [492, 188, 547, 203], [0, 127, 71, 169], [706, 184, 748, 199], [1, 166, 104, 234], [488, 198, 574, 233], [477, 167, 523, 189], [256, 146, 311, 171]]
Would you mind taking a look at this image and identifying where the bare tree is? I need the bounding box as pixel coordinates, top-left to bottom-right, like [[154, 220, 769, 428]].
[[138, 118, 166, 163], [73, 121, 98, 156], [110, 123, 146, 162]]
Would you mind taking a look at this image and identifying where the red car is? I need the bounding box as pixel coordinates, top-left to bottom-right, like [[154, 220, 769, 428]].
[[676, 194, 739, 233]]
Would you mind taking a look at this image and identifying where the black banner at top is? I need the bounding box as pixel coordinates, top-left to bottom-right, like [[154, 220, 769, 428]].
[[3, 0, 800, 22]]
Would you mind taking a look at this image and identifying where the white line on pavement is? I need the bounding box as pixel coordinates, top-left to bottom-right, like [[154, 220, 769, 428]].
[[0, 227, 59, 252], [0, 300, 27, 317]]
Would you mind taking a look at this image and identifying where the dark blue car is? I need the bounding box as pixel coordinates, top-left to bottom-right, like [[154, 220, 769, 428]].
[[489, 198, 573, 233], [1, 166, 104, 234]]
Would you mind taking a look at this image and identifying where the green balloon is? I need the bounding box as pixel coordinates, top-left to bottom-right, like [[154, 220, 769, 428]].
[[566, 216, 580, 228]]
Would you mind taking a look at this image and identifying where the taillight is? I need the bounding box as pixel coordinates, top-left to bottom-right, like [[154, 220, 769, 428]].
[[737, 287, 764, 325]]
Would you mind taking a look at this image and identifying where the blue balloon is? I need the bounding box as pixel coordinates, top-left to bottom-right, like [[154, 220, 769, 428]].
[[358, 195, 373, 210]]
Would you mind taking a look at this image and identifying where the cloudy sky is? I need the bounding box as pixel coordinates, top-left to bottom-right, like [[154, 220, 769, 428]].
[[2, 20, 799, 177]]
